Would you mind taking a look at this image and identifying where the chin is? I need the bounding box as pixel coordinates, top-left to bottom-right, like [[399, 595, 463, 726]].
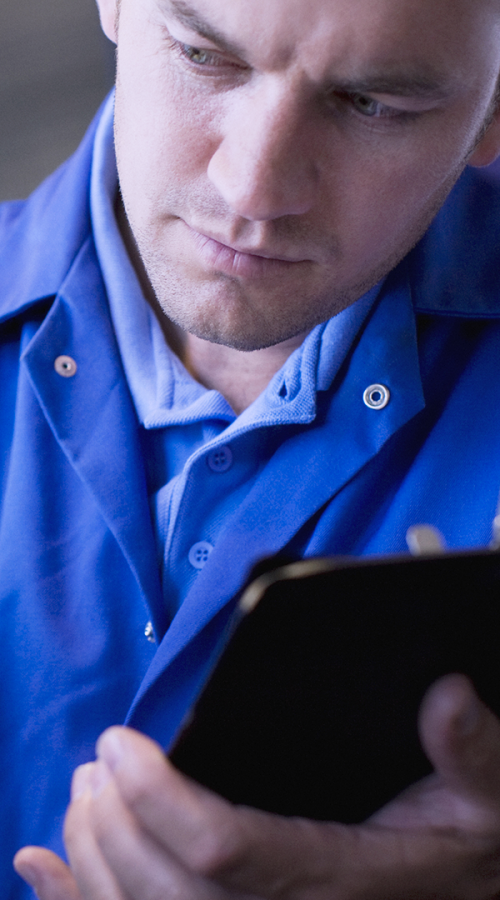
[[161, 306, 302, 352]]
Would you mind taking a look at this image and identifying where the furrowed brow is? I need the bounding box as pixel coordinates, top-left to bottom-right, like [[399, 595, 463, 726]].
[[165, 0, 246, 58]]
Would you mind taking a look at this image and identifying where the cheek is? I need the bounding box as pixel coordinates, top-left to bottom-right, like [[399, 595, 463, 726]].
[[321, 129, 468, 258], [114, 44, 221, 220]]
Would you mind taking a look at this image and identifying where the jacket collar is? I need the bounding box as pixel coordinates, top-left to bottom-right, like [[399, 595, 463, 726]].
[[20, 234, 165, 632], [410, 162, 500, 318], [2, 99, 166, 631]]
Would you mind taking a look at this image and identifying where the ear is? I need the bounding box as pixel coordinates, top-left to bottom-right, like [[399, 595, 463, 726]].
[[95, 0, 119, 44], [468, 107, 500, 168]]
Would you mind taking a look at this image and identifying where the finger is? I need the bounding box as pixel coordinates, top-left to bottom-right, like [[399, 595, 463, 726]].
[[419, 673, 500, 810], [358, 674, 500, 898], [95, 727, 247, 872], [91, 760, 500, 900], [93, 725, 500, 900], [95, 727, 364, 898], [63, 765, 127, 900], [77, 757, 234, 900], [13, 847, 82, 900]]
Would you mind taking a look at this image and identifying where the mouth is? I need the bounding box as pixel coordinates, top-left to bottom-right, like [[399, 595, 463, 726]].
[[184, 223, 309, 280]]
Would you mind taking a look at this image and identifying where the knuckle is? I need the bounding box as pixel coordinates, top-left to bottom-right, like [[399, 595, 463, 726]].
[[122, 773, 152, 812], [185, 813, 245, 877], [117, 759, 165, 817]]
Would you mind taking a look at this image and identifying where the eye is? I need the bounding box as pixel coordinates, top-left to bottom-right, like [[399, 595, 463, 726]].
[[180, 43, 218, 66], [169, 38, 248, 76], [350, 93, 390, 118]]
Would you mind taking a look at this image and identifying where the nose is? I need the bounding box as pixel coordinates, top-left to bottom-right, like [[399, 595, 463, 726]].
[[207, 80, 318, 221]]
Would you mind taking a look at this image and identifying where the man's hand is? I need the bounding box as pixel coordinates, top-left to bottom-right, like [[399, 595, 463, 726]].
[[14, 674, 500, 900]]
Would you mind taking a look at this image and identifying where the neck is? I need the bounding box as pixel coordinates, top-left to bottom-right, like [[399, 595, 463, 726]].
[[116, 198, 307, 414], [180, 331, 307, 414]]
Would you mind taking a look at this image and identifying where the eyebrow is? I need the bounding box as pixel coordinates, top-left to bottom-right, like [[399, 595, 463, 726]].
[[164, 0, 247, 58]]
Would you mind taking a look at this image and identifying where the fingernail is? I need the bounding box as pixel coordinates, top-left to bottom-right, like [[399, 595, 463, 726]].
[[71, 762, 94, 800], [97, 728, 124, 772]]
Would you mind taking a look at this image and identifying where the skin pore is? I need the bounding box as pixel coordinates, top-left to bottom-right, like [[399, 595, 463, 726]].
[[107, 0, 500, 413]]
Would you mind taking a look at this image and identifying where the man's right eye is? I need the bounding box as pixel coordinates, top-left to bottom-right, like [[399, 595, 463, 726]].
[[179, 43, 214, 65], [168, 37, 242, 72], [167, 37, 249, 78]]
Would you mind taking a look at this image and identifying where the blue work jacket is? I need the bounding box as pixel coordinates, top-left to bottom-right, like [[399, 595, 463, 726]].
[[2, 111, 500, 897]]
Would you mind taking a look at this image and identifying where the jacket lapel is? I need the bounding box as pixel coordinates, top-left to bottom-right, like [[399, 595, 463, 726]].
[[21, 237, 164, 628]]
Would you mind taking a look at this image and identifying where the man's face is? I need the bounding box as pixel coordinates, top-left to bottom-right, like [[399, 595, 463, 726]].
[[105, 0, 500, 350]]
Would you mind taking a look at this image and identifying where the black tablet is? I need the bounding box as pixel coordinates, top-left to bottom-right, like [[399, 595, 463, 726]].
[[170, 549, 500, 823]]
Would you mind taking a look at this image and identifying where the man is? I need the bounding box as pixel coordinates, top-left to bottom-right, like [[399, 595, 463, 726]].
[[4, 0, 500, 894]]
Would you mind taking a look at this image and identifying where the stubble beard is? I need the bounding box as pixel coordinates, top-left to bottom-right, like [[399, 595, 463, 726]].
[[126, 164, 466, 353]]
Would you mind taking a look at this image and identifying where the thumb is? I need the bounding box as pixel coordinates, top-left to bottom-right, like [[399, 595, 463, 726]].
[[14, 847, 82, 900], [419, 673, 500, 806]]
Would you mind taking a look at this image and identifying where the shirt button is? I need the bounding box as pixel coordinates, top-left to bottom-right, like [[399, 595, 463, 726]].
[[144, 621, 155, 643], [54, 355, 77, 378], [207, 446, 233, 473], [188, 541, 214, 569], [363, 383, 390, 409]]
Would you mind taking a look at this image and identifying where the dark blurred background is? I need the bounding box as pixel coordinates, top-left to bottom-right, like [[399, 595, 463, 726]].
[[0, 0, 115, 201]]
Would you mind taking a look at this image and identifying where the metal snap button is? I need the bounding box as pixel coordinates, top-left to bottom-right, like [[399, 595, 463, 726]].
[[144, 621, 156, 643], [188, 541, 214, 570], [54, 355, 77, 378], [363, 384, 390, 409], [207, 446, 233, 473]]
